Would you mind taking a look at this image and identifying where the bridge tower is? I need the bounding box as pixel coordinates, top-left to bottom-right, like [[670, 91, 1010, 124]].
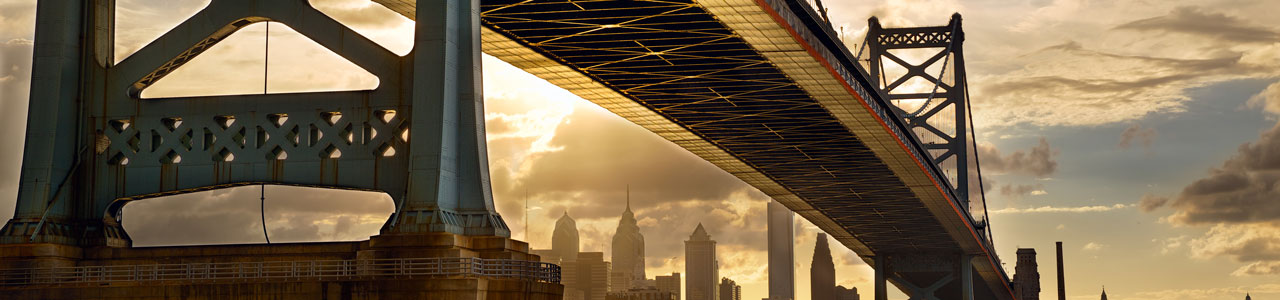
[[0, 0, 556, 298], [864, 13, 989, 236], [5, 0, 506, 247]]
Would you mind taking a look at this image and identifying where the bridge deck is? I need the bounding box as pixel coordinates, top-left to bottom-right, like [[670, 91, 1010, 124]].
[[375, 0, 1013, 298]]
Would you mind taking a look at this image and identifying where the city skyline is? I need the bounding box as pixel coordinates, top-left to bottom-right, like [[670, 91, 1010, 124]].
[[2, 0, 1280, 299]]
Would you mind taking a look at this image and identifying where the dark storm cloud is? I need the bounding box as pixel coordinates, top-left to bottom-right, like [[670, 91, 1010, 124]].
[[977, 138, 1059, 178], [1114, 7, 1280, 44], [1166, 123, 1280, 225], [1119, 124, 1157, 150]]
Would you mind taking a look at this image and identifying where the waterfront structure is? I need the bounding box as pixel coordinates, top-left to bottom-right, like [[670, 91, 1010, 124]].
[[811, 233, 835, 300], [612, 196, 646, 292], [767, 200, 796, 300], [564, 252, 612, 300], [1014, 248, 1040, 300], [719, 278, 741, 300], [836, 286, 860, 300], [657, 273, 682, 300], [686, 224, 719, 300]]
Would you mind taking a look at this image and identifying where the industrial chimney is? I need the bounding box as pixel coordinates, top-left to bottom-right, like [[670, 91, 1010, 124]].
[[1057, 241, 1066, 300]]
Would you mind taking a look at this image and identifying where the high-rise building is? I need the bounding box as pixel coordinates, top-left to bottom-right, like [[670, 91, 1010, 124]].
[[656, 273, 682, 300], [1099, 287, 1107, 300], [554, 211, 581, 262], [767, 200, 795, 300], [612, 196, 646, 292], [1246, 293, 1252, 300], [810, 233, 834, 300], [564, 252, 612, 300], [718, 278, 741, 300], [686, 223, 719, 300], [835, 286, 859, 300], [1014, 248, 1040, 300]]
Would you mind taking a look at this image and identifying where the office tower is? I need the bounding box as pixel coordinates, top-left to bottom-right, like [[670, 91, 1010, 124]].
[[612, 196, 646, 292], [810, 233, 834, 300], [835, 286, 860, 300], [767, 200, 795, 300], [1014, 248, 1040, 300], [718, 278, 741, 300], [1099, 287, 1107, 300], [554, 211, 581, 262], [564, 252, 612, 300], [656, 273, 682, 300], [608, 286, 678, 300], [1056, 242, 1066, 300], [686, 224, 719, 300]]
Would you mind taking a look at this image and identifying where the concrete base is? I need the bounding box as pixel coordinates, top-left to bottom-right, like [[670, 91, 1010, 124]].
[[0, 233, 562, 300]]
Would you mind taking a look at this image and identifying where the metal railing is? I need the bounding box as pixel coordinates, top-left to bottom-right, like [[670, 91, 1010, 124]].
[[0, 257, 559, 288]]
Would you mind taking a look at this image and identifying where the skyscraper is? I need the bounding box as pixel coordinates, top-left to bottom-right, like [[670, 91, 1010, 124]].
[[767, 200, 795, 300], [612, 195, 646, 292], [718, 278, 741, 300], [564, 252, 612, 300], [1099, 287, 1107, 300], [1014, 248, 1040, 300], [835, 286, 860, 300], [554, 211, 580, 262], [656, 273, 682, 300], [686, 223, 719, 300], [810, 233, 834, 300]]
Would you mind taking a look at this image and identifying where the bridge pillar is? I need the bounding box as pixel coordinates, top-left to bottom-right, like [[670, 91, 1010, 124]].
[[2, 0, 509, 248], [874, 253, 982, 300]]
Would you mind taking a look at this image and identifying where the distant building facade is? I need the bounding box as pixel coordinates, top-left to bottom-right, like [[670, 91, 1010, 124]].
[[554, 212, 581, 262], [718, 278, 741, 300], [656, 273, 682, 300], [1013, 248, 1040, 300], [767, 200, 795, 300], [835, 286, 859, 300], [611, 199, 646, 292], [564, 252, 612, 300], [607, 287, 676, 300], [686, 224, 719, 300], [810, 233, 834, 300]]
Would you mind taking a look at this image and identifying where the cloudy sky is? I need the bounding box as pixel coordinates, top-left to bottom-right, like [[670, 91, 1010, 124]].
[[2, 0, 1280, 299]]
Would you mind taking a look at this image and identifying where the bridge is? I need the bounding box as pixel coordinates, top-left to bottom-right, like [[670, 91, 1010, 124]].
[[1, 0, 1015, 299]]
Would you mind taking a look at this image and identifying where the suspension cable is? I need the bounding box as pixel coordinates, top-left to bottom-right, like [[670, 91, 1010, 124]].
[[905, 24, 960, 117]]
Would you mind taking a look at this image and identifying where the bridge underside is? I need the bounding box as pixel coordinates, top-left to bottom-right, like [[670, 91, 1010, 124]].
[[392, 0, 1009, 299]]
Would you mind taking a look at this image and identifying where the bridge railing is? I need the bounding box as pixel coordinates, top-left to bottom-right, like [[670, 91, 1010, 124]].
[[0, 257, 559, 288]]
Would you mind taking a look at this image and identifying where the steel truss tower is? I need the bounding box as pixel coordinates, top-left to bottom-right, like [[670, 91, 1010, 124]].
[[3, 0, 509, 247]]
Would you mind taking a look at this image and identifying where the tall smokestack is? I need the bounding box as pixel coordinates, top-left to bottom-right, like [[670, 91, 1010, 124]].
[[1056, 241, 1065, 300]]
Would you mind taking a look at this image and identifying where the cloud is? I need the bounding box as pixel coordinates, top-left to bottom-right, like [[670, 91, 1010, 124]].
[[998, 184, 1045, 198], [1186, 223, 1280, 276], [1165, 123, 1280, 225], [1114, 7, 1280, 44], [1082, 242, 1105, 251], [1138, 193, 1170, 212], [989, 204, 1131, 214], [1247, 81, 1280, 116], [977, 138, 1059, 178], [1120, 124, 1157, 151], [1128, 283, 1280, 300]]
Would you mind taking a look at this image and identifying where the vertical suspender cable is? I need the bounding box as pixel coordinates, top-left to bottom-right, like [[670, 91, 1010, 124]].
[[262, 184, 271, 244], [263, 22, 269, 94]]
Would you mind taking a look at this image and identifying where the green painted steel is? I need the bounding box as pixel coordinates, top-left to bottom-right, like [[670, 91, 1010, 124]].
[[2, 0, 509, 247]]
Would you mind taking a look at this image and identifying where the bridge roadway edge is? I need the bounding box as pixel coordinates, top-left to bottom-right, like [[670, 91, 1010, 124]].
[[0, 233, 563, 299]]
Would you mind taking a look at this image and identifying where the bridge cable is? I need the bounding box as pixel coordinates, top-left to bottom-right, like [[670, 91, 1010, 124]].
[[905, 24, 960, 118], [261, 184, 271, 244], [263, 22, 269, 94], [964, 68, 994, 246]]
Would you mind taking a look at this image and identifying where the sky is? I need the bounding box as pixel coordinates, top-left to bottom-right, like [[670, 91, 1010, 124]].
[[1, 0, 1279, 300]]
